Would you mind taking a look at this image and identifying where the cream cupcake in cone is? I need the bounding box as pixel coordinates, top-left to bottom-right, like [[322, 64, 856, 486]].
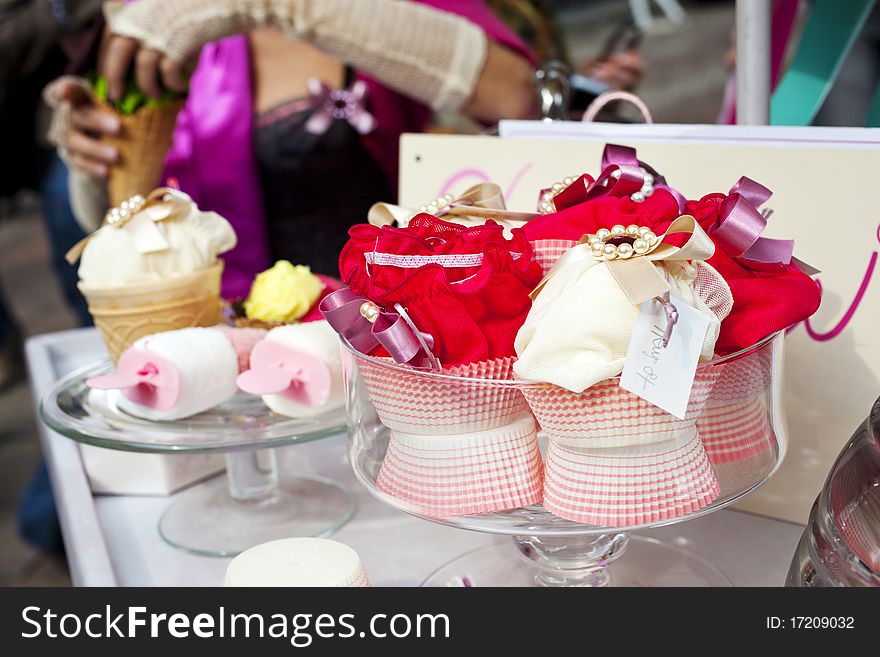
[[68, 188, 236, 362]]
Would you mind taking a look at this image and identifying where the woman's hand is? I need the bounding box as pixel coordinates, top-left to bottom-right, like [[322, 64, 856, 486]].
[[579, 50, 645, 91], [55, 79, 121, 178], [100, 35, 191, 101], [98, 0, 233, 101]]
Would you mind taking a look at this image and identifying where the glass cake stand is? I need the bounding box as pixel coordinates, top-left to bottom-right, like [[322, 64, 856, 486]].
[[343, 333, 786, 587], [41, 361, 356, 557]]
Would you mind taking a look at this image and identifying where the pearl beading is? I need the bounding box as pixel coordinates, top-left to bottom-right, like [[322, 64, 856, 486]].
[[105, 194, 146, 227], [539, 168, 656, 215], [539, 176, 577, 214], [418, 193, 456, 215], [630, 170, 655, 203], [585, 224, 660, 261]]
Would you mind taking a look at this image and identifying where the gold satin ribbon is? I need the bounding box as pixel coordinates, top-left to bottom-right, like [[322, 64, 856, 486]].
[[367, 182, 538, 229], [65, 187, 192, 264], [531, 215, 715, 304]]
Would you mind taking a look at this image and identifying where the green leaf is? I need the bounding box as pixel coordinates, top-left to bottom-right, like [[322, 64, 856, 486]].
[[94, 76, 108, 103], [88, 69, 186, 114]]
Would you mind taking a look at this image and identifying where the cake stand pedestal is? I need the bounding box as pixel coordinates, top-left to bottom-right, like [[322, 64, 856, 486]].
[[41, 361, 356, 557]]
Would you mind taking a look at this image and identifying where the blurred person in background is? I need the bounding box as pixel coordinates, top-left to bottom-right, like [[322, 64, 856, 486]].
[[49, 0, 538, 297], [0, 0, 101, 386], [50, 0, 645, 297], [0, 0, 103, 556]]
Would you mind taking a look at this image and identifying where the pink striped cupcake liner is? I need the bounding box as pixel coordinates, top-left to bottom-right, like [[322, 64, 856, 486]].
[[713, 446, 777, 497], [376, 414, 543, 518], [357, 356, 530, 435], [542, 432, 720, 527], [531, 238, 577, 274], [697, 347, 774, 464], [521, 369, 721, 448]]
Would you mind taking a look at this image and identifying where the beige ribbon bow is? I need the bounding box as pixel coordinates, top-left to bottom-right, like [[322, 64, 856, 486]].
[[65, 188, 193, 264], [367, 183, 538, 230], [532, 215, 716, 303]]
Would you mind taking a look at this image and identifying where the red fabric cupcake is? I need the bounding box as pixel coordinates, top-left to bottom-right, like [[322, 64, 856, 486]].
[[678, 194, 820, 354], [522, 188, 820, 355], [523, 188, 682, 245], [339, 214, 543, 366]]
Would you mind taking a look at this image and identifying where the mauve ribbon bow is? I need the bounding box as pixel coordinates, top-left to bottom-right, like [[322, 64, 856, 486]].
[[548, 144, 686, 213], [710, 177, 794, 266], [319, 287, 441, 370], [304, 78, 376, 136]]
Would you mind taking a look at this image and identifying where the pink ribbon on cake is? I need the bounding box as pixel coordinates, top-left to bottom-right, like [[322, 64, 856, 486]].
[[709, 177, 794, 266], [236, 340, 333, 405], [86, 348, 181, 410], [319, 287, 441, 370], [304, 78, 376, 136]]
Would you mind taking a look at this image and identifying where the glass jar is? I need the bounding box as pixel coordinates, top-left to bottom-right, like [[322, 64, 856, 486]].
[[787, 396, 880, 586]]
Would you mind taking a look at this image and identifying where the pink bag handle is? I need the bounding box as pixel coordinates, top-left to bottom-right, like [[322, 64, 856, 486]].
[[582, 90, 654, 124]]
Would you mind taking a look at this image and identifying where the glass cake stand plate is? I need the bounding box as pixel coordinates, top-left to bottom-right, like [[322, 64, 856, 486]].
[[422, 537, 733, 587], [41, 361, 356, 557], [344, 333, 787, 586]]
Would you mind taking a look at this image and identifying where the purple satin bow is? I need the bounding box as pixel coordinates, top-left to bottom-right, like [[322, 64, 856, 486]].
[[600, 144, 686, 211], [319, 287, 440, 369], [548, 144, 685, 212], [711, 177, 794, 266], [304, 78, 377, 136]]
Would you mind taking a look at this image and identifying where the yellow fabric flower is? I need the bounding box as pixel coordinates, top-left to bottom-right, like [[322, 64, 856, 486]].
[[243, 261, 325, 322]]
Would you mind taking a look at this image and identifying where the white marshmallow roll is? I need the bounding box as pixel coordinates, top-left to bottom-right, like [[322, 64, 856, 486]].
[[223, 538, 369, 587], [117, 327, 238, 421], [259, 321, 345, 418]]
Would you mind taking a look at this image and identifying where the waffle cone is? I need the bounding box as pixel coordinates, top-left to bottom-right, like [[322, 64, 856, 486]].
[[80, 261, 223, 363], [102, 100, 184, 207]]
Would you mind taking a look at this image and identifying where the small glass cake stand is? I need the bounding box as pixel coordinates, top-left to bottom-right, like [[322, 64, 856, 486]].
[[41, 361, 356, 557], [343, 333, 786, 587]]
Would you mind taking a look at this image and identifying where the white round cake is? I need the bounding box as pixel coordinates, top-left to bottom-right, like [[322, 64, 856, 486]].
[[223, 538, 369, 587]]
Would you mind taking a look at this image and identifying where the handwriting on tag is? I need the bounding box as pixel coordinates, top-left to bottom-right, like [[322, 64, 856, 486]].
[[619, 296, 711, 419]]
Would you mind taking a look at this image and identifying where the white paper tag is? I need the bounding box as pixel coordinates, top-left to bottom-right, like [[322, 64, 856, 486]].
[[126, 212, 170, 254], [619, 297, 711, 419]]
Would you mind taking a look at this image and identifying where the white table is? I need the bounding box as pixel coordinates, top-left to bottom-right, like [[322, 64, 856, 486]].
[[27, 328, 805, 587]]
